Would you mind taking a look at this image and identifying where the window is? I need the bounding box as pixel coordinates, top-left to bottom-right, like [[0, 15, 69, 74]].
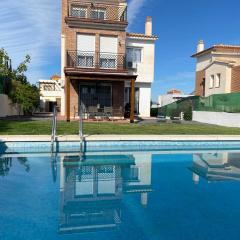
[[210, 75, 214, 88], [100, 54, 116, 69], [215, 74, 221, 88], [90, 9, 106, 20], [77, 54, 94, 68], [71, 6, 87, 18], [127, 48, 142, 63]]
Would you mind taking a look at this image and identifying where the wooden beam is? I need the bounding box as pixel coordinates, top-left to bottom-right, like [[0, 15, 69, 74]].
[[66, 77, 71, 122], [130, 78, 135, 123]]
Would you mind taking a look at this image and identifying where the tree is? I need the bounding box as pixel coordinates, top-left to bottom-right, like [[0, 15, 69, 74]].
[[0, 48, 40, 115]]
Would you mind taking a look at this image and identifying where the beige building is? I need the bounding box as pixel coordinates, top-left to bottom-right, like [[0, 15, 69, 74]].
[[39, 75, 64, 112], [192, 40, 240, 97]]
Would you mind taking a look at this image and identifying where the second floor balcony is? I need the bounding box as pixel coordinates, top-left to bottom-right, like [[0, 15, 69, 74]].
[[66, 51, 127, 72], [67, 1, 127, 23]]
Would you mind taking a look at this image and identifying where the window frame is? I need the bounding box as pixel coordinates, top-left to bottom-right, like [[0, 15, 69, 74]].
[[126, 47, 142, 64], [90, 8, 106, 20], [209, 75, 214, 89], [215, 73, 221, 88], [71, 5, 87, 18]]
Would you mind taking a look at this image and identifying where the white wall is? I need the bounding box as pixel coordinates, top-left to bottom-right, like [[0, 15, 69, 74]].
[[196, 54, 212, 72], [126, 37, 155, 84], [193, 111, 240, 127], [0, 94, 22, 117], [126, 37, 156, 117], [158, 94, 193, 107], [138, 83, 151, 117], [205, 62, 232, 97]]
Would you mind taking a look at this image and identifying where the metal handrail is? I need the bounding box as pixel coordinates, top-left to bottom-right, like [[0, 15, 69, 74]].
[[51, 106, 57, 152], [79, 105, 84, 153]]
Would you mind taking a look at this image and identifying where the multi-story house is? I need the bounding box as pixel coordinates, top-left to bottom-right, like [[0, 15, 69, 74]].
[[192, 40, 240, 97], [61, 0, 157, 121]]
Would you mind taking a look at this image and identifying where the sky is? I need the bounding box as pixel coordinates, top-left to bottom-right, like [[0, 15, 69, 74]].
[[1, 0, 240, 101]]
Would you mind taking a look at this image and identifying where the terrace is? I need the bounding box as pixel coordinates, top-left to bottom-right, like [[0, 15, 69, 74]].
[[65, 0, 128, 28], [66, 51, 127, 73]]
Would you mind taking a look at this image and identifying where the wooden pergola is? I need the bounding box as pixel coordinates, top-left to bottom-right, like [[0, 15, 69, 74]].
[[65, 70, 137, 123]]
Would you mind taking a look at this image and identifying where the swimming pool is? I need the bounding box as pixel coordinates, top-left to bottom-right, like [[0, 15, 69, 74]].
[[1, 142, 240, 240]]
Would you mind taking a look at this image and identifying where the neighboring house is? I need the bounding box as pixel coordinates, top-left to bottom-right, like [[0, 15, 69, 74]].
[[39, 75, 64, 112], [61, 0, 158, 121], [192, 40, 240, 97], [158, 89, 193, 107]]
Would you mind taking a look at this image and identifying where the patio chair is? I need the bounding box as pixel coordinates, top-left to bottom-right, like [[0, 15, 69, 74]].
[[113, 107, 123, 120], [88, 106, 98, 120], [104, 107, 113, 121]]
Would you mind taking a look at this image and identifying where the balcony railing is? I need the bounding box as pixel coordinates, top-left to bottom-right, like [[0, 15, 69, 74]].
[[67, 51, 126, 71], [68, 2, 127, 22]]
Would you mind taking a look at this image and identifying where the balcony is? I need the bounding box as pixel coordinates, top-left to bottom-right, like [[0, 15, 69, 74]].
[[66, 51, 127, 73], [68, 2, 127, 22]]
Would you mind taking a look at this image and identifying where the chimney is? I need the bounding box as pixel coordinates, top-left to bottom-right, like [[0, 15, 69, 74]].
[[145, 16, 152, 36], [197, 40, 205, 53]]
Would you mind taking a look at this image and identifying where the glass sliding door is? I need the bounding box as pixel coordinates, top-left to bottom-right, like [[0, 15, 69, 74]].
[[79, 84, 112, 110]]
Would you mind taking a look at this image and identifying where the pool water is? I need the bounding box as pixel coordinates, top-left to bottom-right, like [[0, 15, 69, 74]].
[[1, 150, 240, 240]]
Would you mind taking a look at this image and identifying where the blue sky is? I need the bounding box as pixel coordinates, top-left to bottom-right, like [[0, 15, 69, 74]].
[[1, 0, 240, 101]]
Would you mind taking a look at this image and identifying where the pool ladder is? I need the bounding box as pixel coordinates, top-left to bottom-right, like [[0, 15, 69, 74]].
[[51, 106, 58, 153], [79, 104, 85, 157], [51, 105, 85, 154]]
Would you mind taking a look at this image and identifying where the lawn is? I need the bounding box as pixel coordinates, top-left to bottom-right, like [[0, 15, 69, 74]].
[[0, 120, 240, 135]]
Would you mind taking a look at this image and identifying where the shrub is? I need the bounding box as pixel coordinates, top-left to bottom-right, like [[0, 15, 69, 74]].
[[183, 108, 192, 121], [150, 108, 158, 117]]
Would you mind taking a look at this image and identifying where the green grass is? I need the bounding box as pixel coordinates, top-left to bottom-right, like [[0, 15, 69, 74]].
[[0, 120, 240, 135]]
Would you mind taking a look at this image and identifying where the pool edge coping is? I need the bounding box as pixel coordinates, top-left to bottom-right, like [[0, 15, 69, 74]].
[[1, 135, 240, 142]]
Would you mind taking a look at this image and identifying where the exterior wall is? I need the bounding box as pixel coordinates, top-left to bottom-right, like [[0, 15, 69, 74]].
[[193, 111, 240, 128], [231, 65, 240, 92], [126, 38, 155, 83], [196, 54, 212, 72], [195, 70, 205, 96], [213, 53, 240, 66], [137, 83, 151, 117], [158, 94, 193, 107], [39, 79, 64, 112], [0, 94, 22, 117], [205, 63, 232, 97], [126, 37, 156, 117]]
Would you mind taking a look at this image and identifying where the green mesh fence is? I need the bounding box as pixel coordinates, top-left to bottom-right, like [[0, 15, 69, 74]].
[[194, 93, 240, 113], [158, 93, 240, 118], [158, 96, 199, 117]]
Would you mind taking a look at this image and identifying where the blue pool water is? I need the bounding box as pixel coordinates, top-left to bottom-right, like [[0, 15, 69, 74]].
[[1, 147, 240, 240]]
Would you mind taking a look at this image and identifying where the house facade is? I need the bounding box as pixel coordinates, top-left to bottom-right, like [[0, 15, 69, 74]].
[[158, 89, 193, 107], [192, 40, 240, 97], [61, 0, 157, 121], [39, 75, 64, 112]]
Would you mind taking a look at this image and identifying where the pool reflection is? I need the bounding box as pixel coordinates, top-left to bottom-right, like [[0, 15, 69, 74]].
[[59, 153, 153, 234], [190, 152, 240, 183]]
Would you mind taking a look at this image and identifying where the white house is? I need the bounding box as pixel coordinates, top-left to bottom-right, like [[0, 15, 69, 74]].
[[39, 75, 64, 112], [126, 17, 158, 117], [158, 89, 193, 107]]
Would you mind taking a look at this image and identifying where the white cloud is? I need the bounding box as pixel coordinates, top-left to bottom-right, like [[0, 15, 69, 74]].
[[127, 0, 148, 29], [0, 0, 149, 83], [0, 0, 61, 83]]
